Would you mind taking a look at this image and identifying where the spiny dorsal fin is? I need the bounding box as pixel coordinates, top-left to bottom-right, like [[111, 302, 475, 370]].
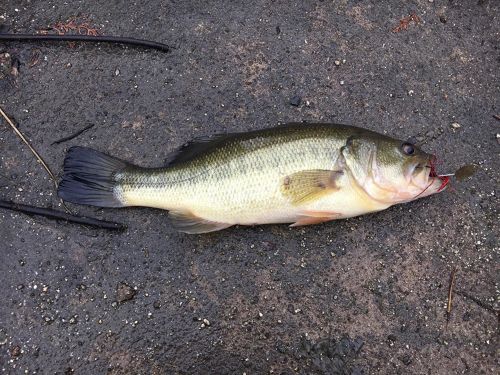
[[165, 123, 363, 166], [281, 169, 344, 205], [169, 210, 232, 234], [164, 124, 331, 166], [165, 134, 236, 166]]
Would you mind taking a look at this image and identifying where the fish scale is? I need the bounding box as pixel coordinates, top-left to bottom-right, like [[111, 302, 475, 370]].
[[119, 134, 341, 220]]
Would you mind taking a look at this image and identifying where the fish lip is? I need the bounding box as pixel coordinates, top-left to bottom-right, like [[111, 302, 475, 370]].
[[427, 156, 450, 192]]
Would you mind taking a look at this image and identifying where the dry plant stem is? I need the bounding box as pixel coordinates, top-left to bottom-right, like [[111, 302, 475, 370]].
[[0, 106, 73, 212], [0, 106, 58, 188], [446, 267, 457, 327]]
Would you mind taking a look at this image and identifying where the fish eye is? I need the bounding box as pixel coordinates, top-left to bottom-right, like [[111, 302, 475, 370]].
[[401, 142, 415, 156]]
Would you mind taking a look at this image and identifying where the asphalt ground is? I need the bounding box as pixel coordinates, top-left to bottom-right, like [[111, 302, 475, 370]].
[[0, 1, 498, 374]]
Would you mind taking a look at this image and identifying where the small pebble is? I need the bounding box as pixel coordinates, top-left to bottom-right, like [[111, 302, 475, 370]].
[[340, 80, 344, 85], [9, 345, 21, 358], [116, 282, 136, 303], [334, 60, 341, 66], [0, 331, 7, 346], [451, 122, 461, 129], [289, 95, 302, 107], [401, 354, 412, 365], [115, 69, 120, 76]]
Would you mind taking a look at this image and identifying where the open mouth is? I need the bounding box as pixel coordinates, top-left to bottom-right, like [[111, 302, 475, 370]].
[[428, 156, 450, 192]]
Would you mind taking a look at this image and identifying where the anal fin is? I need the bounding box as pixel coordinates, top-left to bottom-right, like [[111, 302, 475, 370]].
[[290, 210, 340, 227], [169, 210, 232, 234]]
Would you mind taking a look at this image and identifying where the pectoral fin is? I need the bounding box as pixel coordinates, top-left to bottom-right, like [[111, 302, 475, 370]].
[[169, 211, 232, 234], [281, 169, 343, 205]]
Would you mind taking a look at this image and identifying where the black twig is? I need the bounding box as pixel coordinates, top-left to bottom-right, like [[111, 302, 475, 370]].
[[0, 33, 170, 53], [0, 199, 125, 230], [51, 124, 94, 145]]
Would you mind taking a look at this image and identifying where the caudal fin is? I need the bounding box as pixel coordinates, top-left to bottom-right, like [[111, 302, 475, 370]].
[[58, 146, 130, 207]]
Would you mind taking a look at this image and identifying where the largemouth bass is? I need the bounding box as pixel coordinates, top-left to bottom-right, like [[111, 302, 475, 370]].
[[58, 123, 449, 233]]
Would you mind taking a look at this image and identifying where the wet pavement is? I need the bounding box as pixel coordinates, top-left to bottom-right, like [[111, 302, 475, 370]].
[[0, 1, 498, 374]]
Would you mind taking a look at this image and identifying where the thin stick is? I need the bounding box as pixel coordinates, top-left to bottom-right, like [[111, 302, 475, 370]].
[[0, 106, 58, 189], [446, 267, 457, 327], [0, 106, 73, 213], [493, 114, 500, 121], [51, 124, 94, 145], [0, 33, 170, 53], [0, 199, 125, 230]]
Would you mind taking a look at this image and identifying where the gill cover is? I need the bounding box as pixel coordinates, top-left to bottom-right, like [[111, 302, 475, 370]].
[[340, 135, 418, 204], [341, 136, 371, 179]]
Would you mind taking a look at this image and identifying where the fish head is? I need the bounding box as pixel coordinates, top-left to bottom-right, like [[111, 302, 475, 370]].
[[341, 134, 449, 204]]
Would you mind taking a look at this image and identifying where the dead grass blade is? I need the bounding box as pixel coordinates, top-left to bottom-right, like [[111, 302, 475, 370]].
[[0, 105, 58, 189]]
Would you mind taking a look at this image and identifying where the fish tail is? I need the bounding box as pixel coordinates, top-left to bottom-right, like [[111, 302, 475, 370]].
[[58, 146, 131, 207]]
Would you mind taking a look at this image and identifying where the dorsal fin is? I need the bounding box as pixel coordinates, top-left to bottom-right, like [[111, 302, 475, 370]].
[[164, 123, 369, 166], [164, 124, 305, 166], [165, 133, 237, 166]]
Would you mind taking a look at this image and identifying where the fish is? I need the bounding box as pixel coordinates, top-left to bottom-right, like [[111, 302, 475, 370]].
[[57, 123, 450, 234]]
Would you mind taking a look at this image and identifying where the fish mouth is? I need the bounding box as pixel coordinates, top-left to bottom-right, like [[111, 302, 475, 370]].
[[409, 156, 450, 199], [426, 156, 450, 192]]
